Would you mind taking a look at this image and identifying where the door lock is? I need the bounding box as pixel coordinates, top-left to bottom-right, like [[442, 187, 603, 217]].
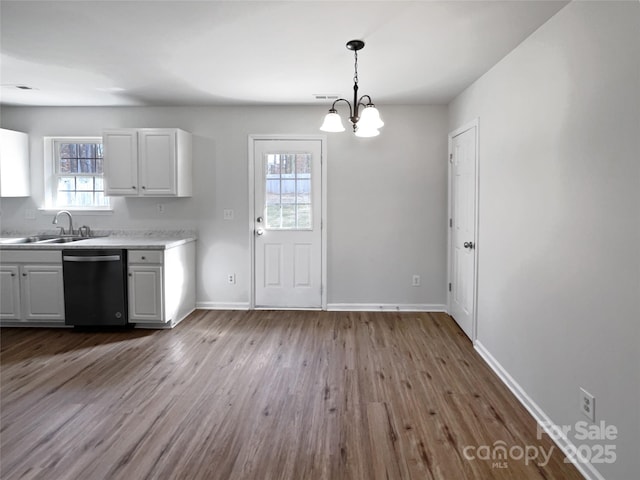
[[256, 216, 263, 223], [463, 241, 475, 249]]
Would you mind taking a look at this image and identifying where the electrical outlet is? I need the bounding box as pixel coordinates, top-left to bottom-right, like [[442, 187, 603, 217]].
[[579, 387, 595, 422], [157, 203, 165, 214], [227, 273, 236, 285], [412, 275, 421, 287], [223, 209, 234, 220]]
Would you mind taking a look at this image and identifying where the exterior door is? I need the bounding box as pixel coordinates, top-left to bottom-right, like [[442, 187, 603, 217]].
[[449, 122, 478, 339], [253, 139, 323, 308]]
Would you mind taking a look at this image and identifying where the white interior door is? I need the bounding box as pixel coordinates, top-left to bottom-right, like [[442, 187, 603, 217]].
[[449, 123, 478, 339], [253, 139, 323, 308]]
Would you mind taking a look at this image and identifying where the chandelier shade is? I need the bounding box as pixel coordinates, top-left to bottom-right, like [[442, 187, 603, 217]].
[[319, 40, 383, 137], [319, 110, 346, 132]]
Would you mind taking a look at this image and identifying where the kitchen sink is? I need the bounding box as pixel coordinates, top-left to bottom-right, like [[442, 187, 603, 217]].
[[0, 235, 86, 244], [36, 236, 86, 243]]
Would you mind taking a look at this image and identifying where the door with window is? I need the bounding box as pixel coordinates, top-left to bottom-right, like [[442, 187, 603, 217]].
[[253, 138, 323, 308]]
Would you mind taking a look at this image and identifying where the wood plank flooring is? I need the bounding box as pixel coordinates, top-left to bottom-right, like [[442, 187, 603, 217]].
[[0, 310, 583, 480]]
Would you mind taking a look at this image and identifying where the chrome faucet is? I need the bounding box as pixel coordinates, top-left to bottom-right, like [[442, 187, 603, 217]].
[[52, 210, 74, 235], [78, 225, 91, 237]]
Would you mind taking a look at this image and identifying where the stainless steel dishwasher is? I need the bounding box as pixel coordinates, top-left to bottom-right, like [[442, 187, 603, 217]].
[[62, 249, 128, 327]]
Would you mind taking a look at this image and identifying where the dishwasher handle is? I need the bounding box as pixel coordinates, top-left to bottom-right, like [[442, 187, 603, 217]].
[[63, 255, 121, 262]]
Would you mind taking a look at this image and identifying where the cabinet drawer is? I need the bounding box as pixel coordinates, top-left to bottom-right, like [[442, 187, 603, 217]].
[[0, 250, 62, 264], [128, 250, 163, 264]]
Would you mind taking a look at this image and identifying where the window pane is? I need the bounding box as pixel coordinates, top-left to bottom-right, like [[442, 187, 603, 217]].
[[59, 144, 77, 159], [267, 154, 280, 174], [95, 158, 103, 174], [266, 204, 282, 229], [297, 179, 311, 198], [96, 143, 104, 158], [266, 175, 280, 204], [95, 191, 108, 206], [78, 144, 96, 158], [59, 158, 72, 173], [281, 179, 295, 203], [76, 177, 93, 191], [57, 177, 75, 191], [76, 192, 93, 206], [59, 158, 79, 173], [57, 191, 75, 206], [296, 154, 311, 174], [78, 158, 95, 173], [281, 204, 296, 228], [282, 155, 294, 174], [297, 204, 311, 229], [95, 176, 104, 190]]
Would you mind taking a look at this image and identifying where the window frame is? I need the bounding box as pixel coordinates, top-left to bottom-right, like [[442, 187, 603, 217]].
[[43, 136, 112, 212]]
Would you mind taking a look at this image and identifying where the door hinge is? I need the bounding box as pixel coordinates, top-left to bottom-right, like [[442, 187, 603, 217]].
[[448, 282, 452, 292], [449, 218, 453, 228], [449, 153, 453, 163]]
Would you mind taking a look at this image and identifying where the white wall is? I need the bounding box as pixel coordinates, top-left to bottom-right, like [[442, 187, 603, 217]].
[[449, 2, 639, 479], [0, 105, 449, 309]]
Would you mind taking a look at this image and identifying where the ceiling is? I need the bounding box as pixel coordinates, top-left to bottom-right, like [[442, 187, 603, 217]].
[[0, 0, 569, 107]]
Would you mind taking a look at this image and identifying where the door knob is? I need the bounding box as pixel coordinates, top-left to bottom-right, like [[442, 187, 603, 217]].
[[256, 228, 264, 236], [463, 241, 475, 249]]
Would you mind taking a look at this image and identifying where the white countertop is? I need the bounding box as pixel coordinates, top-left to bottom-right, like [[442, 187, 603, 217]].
[[0, 234, 196, 250]]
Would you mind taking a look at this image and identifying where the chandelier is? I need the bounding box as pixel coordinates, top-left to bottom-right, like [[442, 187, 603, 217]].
[[320, 40, 384, 138]]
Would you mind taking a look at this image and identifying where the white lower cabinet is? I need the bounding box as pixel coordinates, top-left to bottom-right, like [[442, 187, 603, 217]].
[[128, 264, 164, 323], [0, 251, 65, 324], [0, 265, 21, 320], [21, 265, 65, 321], [127, 243, 195, 327]]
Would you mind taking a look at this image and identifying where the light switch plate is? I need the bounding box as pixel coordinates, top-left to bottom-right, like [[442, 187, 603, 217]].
[[223, 209, 234, 220]]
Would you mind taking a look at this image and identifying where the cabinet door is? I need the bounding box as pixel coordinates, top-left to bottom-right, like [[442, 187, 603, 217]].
[[104, 130, 139, 196], [0, 266, 21, 320], [0, 129, 30, 197], [138, 129, 177, 196], [128, 265, 164, 322], [21, 265, 65, 321]]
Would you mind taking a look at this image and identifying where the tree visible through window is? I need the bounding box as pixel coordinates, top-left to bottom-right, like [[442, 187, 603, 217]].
[[53, 139, 109, 208]]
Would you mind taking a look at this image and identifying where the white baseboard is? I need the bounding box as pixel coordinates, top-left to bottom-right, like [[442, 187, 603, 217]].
[[474, 341, 604, 480], [326, 303, 447, 312], [196, 301, 250, 310], [194, 303, 446, 313]]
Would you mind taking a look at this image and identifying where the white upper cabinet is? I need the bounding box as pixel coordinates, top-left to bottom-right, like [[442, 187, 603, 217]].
[[0, 128, 30, 197], [103, 130, 139, 195], [103, 128, 192, 197]]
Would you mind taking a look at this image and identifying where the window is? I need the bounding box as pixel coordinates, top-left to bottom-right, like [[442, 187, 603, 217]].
[[44, 137, 110, 209], [264, 153, 312, 229]]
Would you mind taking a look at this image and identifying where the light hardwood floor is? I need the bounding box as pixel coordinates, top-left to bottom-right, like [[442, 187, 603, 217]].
[[1, 310, 583, 480]]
